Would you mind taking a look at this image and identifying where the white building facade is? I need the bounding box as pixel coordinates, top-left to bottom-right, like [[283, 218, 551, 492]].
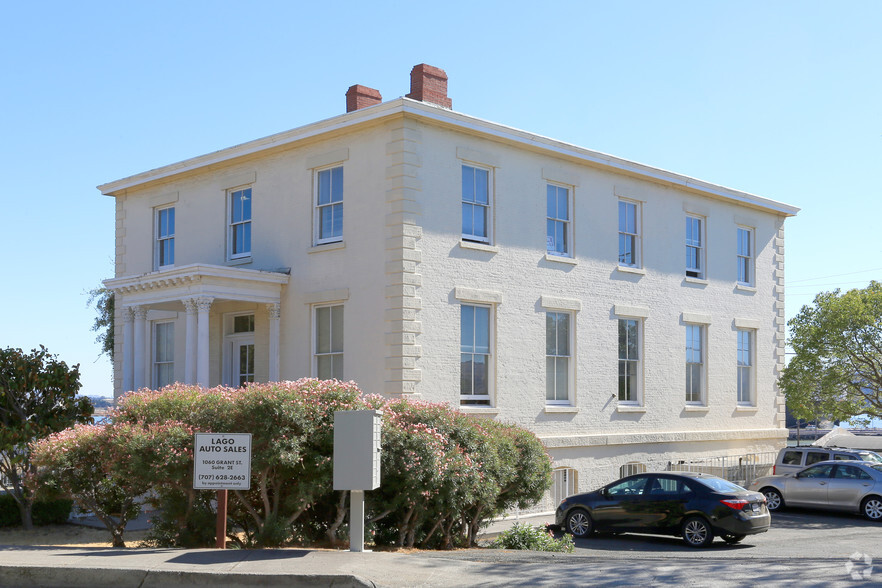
[[101, 65, 799, 507]]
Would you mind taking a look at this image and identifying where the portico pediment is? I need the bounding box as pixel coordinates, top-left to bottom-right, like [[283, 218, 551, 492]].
[[104, 263, 289, 307]]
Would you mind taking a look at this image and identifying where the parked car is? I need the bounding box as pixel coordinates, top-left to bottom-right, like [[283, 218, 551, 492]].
[[554, 471, 770, 547], [773, 446, 882, 476], [749, 460, 882, 521]]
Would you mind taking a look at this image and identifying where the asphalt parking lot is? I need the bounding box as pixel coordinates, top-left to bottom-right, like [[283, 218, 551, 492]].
[[415, 508, 882, 586], [563, 508, 881, 560]]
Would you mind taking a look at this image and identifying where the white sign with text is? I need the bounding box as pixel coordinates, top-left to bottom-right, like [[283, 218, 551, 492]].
[[193, 433, 252, 490]]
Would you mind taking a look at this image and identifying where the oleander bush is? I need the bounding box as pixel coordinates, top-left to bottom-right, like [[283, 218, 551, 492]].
[[30, 379, 552, 549]]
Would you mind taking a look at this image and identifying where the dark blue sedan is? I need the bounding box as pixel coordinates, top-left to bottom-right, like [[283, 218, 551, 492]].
[[554, 471, 770, 547]]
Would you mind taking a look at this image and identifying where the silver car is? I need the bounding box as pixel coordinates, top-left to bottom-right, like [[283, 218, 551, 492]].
[[749, 460, 882, 521]]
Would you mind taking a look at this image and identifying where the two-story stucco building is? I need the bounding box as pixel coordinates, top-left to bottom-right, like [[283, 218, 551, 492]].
[[101, 64, 799, 506]]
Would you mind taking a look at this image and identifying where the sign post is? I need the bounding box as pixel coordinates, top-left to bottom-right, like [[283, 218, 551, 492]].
[[193, 433, 252, 549]]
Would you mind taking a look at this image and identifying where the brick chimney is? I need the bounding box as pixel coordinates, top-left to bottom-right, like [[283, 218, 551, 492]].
[[405, 64, 452, 108], [346, 84, 382, 112]]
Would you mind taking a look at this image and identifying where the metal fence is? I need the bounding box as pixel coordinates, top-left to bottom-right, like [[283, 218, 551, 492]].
[[651, 451, 777, 488]]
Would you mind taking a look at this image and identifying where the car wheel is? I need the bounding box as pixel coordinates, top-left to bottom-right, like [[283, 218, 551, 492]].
[[861, 496, 882, 521], [565, 508, 594, 538], [681, 516, 714, 548], [762, 488, 784, 511], [722, 533, 746, 545]]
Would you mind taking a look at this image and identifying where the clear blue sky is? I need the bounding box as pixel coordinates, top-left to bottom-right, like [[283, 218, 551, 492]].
[[2, 1, 880, 399]]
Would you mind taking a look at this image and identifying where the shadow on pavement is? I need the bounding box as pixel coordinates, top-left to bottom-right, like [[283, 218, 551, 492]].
[[170, 548, 310, 564]]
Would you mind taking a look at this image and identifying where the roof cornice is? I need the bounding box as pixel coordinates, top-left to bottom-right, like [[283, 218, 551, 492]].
[[98, 98, 799, 217]]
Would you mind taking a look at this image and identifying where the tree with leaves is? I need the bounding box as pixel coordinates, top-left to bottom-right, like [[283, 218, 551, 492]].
[[86, 287, 114, 360], [0, 346, 93, 529], [779, 281, 882, 425]]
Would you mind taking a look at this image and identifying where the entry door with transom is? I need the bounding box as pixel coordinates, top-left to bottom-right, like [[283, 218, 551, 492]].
[[225, 313, 255, 387]]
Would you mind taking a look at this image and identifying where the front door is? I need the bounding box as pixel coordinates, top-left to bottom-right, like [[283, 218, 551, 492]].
[[232, 339, 255, 387]]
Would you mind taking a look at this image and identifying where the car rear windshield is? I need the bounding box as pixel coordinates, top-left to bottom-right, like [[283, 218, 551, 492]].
[[694, 477, 748, 493], [859, 452, 882, 464]]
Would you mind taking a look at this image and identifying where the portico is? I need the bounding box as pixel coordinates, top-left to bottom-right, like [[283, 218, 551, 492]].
[[105, 264, 289, 393]]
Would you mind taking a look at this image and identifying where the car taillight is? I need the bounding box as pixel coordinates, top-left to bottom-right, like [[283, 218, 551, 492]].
[[720, 499, 750, 510], [773, 465, 776, 475]]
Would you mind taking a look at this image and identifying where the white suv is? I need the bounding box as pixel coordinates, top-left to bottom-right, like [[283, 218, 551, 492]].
[[774, 446, 882, 476]]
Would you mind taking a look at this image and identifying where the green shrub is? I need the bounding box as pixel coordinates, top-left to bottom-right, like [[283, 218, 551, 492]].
[[0, 494, 72, 527], [491, 523, 574, 553], [0, 494, 19, 527], [32, 499, 72, 525]]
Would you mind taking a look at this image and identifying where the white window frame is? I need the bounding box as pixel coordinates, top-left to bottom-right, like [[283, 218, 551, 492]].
[[461, 164, 493, 244], [618, 199, 641, 268], [314, 165, 344, 245], [618, 318, 643, 405], [227, 187, 252, 260], [737, 226, 754, 286], [552, 467, 578, 504], [685, 324, 706, 405], [546, 311, 574, 405], [737, 329, 755, 406], [546, 183, 572, 257], [313, 304, 344, 380], [154, 205, 175, 270], [460, 303, 494, 405], [152, 320, 175, 388], [686, 214, 705, 279]]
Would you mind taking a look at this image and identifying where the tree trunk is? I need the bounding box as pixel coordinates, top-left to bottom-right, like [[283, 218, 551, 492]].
[[18, 500, 33, 531]]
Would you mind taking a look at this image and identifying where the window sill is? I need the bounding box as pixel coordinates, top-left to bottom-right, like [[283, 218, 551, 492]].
[[616, 404, 646, 413], [735, 404, 758, 412], [684, 405, 710, 413], [460, 240, 499, 254], [616, 265, 646, 276], [544, 253, 577, 265], [735, 284, 757, 293], [459, 406, 499, 416], [227, 257, 252, 266], [308, 241, 345, 254], [544, 405, 579, 413], [684, 276, 708, 286]]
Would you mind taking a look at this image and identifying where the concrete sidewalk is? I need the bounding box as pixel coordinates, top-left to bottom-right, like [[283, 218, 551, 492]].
[[0, 514, 557, 588]]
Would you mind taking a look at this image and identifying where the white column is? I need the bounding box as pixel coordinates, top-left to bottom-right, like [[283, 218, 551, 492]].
[[196, 297, 213, 387], [122, 306, 135, 393], [267, 302, 281, 382], [132, 306, 148, 391], [184, 298, 198, 385]]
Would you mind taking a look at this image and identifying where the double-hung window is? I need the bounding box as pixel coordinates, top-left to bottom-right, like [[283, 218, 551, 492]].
[[737, 329, 753, 405], [618, 319, 641, 404], [153, 321, 174, 388], [546, 311, 572, 404], [155, 206, 175, 269], [546, 184, 570, 256], [618, 200, 640, 267], [228, 188, 252, 259], [686, 215, 704, 278], [315, 166, 343, 244], [737, 227, 753, 285], [462, 165, 491, 243], [315, 305, 344, 380], [685, 324, 705, 404], [461, 304, 491, 404]]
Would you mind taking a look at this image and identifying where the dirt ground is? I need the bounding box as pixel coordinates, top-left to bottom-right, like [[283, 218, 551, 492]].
[[0, 524, 150, 548]]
